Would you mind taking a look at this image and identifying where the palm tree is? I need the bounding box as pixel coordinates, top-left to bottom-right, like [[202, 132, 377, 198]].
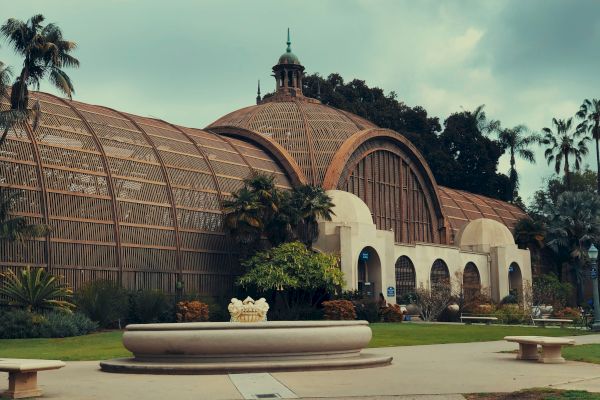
[[513, 217, 546, 276], [545, 191, 600, 304], [470, 104, 500, 135], [0, 61, 24, 145], [498, 125, 539, 201], [291, 185, 335, 248], [577, 99, 600, 194], [222, 187, 263, 249], [541, 118, 590, 190], [0, 14, 79, 144]]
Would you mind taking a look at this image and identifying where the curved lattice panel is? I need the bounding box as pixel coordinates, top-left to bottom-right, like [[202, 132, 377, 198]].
[[208, 100, 377, 186], [337, 138, 443, 244], [438, 186, 527, 243], [0, 92, 292, 295]]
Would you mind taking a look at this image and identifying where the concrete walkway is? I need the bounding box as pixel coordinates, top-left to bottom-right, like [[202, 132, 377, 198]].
[[6, 334, 600, 400]]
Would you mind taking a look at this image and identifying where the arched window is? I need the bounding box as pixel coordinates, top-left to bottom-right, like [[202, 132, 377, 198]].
[[395, 256, 416, 302], [463, 262, 481, 301], [509, 262, 522, 299], [430, 259, 450, 292]]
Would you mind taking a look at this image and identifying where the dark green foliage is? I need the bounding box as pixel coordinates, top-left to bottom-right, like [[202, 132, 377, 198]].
[[128, 290, 169, 323], [75, 280, 129, 328], [0, 188, 49, 243], [500, 294, 519, 305], [0, 309, 96, 339], [353, 300, 380, 323], [533, 273, 573, 309]]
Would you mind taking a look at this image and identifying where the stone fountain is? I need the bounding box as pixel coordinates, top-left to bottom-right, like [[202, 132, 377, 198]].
[[100, 297, 391, 374]]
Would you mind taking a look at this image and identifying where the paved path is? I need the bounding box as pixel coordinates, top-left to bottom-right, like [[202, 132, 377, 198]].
[[5, 334, 600, 400]]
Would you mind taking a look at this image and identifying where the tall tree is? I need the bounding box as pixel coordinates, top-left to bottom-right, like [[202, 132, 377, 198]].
[[438, 109, 511, 200], [544, 191, 600, 303], [576, 99, 600, 194], [497, 125, 539, 202], [290, 185, 335, 249], [541, 118, 589, 190], [0, 14, 79, 144]]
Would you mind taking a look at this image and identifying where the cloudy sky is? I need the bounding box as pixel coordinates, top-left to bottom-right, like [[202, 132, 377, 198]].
[[2, 0, 599, 204]]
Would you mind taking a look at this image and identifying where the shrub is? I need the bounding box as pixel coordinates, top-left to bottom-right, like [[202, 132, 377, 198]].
[[381, 304, 404, 322], [176, 301, 209, 322], [414, 286, 452, 321], [0, 309, 97, 339], [493, 304, 528, 324], [39, 312, 97, 337], [533, 273, 573, 309], [322, 300, 356, 320], [398, 292, 417, 305], [129, 290, 169, 323], [75, 280, 129, 328], [353, 300, 380, 323], [0, 267, 75, 313], [553, 307, 582, 322], [500, 294, 519, 305]]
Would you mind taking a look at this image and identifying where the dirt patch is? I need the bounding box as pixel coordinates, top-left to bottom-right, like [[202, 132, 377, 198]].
[[465, 389, 600, 400]]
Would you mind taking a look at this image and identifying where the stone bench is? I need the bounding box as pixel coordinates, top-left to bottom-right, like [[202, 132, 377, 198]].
[[460, 315, 498, 325], [504, 336, 575, 363], [0, 358, 65, 399], [532, 318, 573, 328]]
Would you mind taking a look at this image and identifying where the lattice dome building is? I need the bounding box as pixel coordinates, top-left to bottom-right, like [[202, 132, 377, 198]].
[[1, 33, 530, 301]]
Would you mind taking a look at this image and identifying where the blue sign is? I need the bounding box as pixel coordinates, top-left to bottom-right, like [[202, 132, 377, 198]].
[[592, 267, 598, 280], [360, 251, 370, 261], [387, 286, 395, 297]]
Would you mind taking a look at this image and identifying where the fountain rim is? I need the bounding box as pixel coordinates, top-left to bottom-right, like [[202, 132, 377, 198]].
[[125, 320, 370, 331]]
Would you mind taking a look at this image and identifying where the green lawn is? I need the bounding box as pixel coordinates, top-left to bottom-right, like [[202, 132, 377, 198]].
[[563, 343, 600, 364], [0, 323, 592, 361], [368, 323, 591, 347]]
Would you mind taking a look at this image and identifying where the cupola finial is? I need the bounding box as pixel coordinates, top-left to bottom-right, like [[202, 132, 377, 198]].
[[286, 28, 291, 53], [256, 80, 261, 105]]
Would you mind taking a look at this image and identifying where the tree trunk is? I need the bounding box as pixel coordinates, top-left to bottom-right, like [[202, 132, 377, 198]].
[[564, 152, 571, 190], [510, 148, 516, 201]]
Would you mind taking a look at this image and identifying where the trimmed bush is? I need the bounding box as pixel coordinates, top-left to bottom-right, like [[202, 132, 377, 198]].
[[353, 300, 380, 323], [322, 300, 356, 320], [553, 307, 582, 322], [381, 304, 404, 322], [75, 280, 129, 328], [0, 309, 97, 339], [176, 301, 209, 322], [493, 304, 528, 324], [129, 290, 169, 323]]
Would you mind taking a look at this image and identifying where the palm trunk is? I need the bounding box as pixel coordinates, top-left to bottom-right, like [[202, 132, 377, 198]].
[[510, 148, 516, 201], [564, 152, 571, 190]]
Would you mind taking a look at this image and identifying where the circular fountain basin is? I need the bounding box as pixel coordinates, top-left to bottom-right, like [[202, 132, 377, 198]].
[[100, 320, 392, 374]]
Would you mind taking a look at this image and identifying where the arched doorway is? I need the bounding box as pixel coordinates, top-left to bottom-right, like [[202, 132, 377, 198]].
[[430, 259, 450, 293], [395, 256, 416, 303], [463, 262, 481, 301], [357, 247, 381, 300], [508, 262, 522, 299]]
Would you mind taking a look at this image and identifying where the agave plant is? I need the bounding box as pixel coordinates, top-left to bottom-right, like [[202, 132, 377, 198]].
[[0, 267, 75, 313]]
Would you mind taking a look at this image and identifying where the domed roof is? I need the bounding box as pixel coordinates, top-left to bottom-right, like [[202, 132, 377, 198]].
[[207, 101, 377, 186], [456, 218, 515, 249], [279, 51, 300, 65], [325, 190, 373, 225]]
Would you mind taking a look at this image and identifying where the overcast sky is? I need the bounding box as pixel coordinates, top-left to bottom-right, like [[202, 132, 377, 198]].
[[2, 0, 599, 204]]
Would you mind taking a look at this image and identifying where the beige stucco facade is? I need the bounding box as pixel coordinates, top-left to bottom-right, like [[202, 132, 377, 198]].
[[314, 190, 532, 304]]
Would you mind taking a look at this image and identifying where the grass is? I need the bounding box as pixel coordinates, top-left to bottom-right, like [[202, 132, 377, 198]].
[[563, 343, 600, 364], [0, 330, 128, 361], [466, 388, 600, 399], [0, 323, 592, 361], [368, 323, 591, 347]]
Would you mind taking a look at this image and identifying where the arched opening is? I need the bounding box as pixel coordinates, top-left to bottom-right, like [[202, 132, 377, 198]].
[[395, 256, 416, 303], [357, 246, 381, 300], [430, 259, 450, 293], [508, 262, 523, 299], [463, 262, 481, 301]]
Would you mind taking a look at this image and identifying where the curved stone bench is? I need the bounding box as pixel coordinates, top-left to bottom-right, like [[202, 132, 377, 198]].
[[504, 336, 575, 363], [101, 320, 392, 374]]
